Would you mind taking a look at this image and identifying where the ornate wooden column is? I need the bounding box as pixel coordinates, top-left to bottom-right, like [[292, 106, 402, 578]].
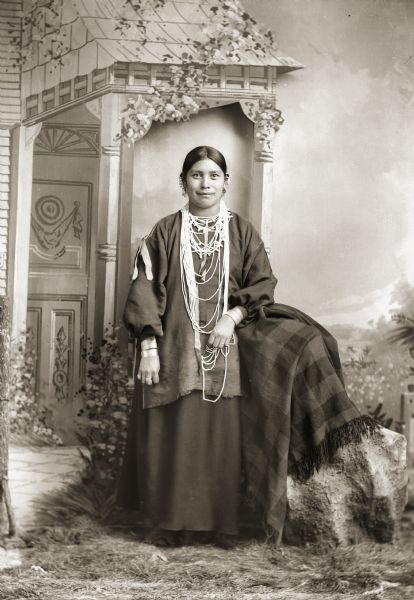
[[240, 99, 284, 255], [95, 93, 122, 339], [8, 123, 42, 340], [115, 139, 135, 349], [252, 140, 274, 255]]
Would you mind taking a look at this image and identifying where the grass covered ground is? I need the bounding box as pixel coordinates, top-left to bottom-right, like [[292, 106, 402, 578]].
[[1, 509, 414, 600]]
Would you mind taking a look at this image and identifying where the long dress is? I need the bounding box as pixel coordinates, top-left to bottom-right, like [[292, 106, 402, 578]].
[[117, 209, 275, 533]]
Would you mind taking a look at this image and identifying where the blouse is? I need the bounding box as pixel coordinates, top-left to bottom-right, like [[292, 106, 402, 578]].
[[123, 210, 277, 408]]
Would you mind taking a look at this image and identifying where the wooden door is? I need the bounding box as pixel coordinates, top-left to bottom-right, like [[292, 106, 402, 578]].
[[27, 179, 92, 441]]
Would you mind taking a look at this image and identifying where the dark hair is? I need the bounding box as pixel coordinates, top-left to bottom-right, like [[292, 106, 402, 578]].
[[180, 146, 228, 185]]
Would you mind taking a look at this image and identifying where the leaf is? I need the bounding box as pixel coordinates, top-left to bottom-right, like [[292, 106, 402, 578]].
[[388, 321, 414, 348], [371, 405, 381, 417], [150, 551, 168, 562], [30, 565, 47, 573]]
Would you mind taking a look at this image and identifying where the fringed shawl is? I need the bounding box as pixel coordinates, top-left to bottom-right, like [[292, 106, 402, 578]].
[[237, 303, 379, 544]]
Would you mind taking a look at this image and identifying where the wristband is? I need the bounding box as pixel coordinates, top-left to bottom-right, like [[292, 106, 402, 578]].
[[141, 348, 159, 358], [141, 337, 157, 351], [224, 307, 245, 326]]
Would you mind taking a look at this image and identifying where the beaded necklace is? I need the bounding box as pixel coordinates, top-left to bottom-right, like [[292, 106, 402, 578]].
[[180, 200, 231, 402]]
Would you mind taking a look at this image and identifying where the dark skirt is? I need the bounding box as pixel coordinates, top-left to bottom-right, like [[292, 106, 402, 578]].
[[117, 391, 242, 535]]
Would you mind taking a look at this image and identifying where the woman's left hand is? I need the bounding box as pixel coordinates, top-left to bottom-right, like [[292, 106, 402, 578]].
[[208, 315, 235, 349]]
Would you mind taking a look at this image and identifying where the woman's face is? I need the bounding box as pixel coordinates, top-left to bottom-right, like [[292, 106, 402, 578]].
[[185, 158, 226, 216]]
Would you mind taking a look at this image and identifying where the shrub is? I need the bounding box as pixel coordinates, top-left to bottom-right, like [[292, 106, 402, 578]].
[[76, 331, 131, 489], [9, 332, 63, 446], [343, 346, 410, 430]]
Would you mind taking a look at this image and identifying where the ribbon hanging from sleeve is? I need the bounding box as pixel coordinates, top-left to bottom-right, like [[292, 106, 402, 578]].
[[132, 236, 154, 282]]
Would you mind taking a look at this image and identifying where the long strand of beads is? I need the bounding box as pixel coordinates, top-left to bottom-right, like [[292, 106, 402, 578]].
[[202, 346, 229, 403], [180, 203, 230, 336], [180, 201, 232, 402]]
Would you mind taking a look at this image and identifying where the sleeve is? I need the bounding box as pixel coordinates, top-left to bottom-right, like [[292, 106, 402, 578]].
[[123, 223, 168, 340], [228, 231, 277, 327]]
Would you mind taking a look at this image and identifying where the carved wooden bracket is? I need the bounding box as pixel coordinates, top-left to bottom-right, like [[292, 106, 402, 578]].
[[85, 98, 102, 121], [25, 122, 42, 148], [239, 98, 284, 156], [119, 96, 282, 147]]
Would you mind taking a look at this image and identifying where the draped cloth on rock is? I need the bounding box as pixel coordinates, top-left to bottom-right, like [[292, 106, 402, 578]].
[[237, 304, 378, 543]]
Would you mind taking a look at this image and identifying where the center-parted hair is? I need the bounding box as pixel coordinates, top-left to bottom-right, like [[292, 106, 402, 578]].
[[180, 146, 228, 185]]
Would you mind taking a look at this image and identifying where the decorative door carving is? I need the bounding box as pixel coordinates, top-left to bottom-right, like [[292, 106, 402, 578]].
[[28, 180, 92, 441]]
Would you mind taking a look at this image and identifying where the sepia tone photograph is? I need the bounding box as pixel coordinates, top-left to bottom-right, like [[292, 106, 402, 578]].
[[0, 0, 413, 598]]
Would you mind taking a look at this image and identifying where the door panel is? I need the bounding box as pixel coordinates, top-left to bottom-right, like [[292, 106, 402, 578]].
[[29, 180, 91, 295], [28, 180, 92, 441], [27, 298, 86, 438]]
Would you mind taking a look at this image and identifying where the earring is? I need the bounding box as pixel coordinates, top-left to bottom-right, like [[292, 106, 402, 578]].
[[224, 174, 230, 195], [222, 175, 229, 196], [179, 178, 187, 197]]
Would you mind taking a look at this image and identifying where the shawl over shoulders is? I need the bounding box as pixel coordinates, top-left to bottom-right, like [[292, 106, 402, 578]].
[[123, 209, 277, 407]]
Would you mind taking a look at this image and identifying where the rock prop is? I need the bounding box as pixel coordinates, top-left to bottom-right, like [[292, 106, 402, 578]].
[[284, 427, 407, 546], [406, 465, 414, 509], [0, 548, 21, 570]]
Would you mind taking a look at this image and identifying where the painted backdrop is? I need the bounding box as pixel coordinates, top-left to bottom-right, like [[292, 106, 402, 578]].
[[245, 0, 413, 329]]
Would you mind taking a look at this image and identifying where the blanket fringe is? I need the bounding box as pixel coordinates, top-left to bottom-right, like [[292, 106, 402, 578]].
[[289, 415, 380, 483]]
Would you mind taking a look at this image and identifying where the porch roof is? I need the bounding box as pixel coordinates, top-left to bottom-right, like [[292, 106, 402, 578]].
[[22, 0, 302, 98]]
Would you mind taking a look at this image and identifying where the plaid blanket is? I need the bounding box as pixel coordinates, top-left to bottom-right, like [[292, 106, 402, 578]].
[[237, 303, 378, 544]]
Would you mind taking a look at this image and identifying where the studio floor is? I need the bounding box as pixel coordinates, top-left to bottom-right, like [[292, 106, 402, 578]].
[[1, 445, 414, 600]]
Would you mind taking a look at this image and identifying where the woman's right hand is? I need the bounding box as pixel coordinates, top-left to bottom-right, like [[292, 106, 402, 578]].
[[138, 354, 160, 385]]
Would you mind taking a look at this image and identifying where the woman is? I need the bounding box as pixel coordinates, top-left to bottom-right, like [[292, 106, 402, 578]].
[[117, 146, 376, 547]]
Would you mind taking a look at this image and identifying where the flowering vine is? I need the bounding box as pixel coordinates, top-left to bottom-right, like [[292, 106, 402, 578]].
[[243, 98, 284, 152], [118, 0, 282, 142], [120, 91, 200, 141], [8, 0, 283, 142], [8, 0, 67, 70]]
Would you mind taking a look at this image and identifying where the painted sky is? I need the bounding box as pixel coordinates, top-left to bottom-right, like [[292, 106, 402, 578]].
[[244, 0, 414, 326]]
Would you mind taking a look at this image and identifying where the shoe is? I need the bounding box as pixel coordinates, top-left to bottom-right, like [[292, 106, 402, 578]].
[[176, 530, 196, 546], [197, 531, 215, 545], [147, 528, 179, 547], [214, 533, 238, 549]]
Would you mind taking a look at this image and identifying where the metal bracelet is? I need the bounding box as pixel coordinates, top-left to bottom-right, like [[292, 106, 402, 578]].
[[141, 348, 159, 357]]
